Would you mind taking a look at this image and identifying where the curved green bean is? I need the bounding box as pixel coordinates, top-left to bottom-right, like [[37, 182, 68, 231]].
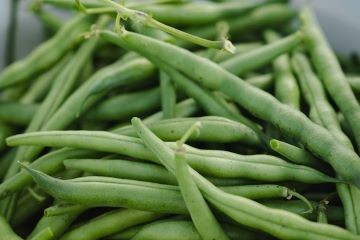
[[115, 116, 261, 145]]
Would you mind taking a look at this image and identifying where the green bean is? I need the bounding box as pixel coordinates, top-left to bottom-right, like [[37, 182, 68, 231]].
[[7, 130, 336, 184], [138, 0, 269, 26], [185, 4, 296, 48], [106, 224, 144, 240], [269, 139, 326, 169], [174, 145, 229, 240], [20, 166, 313, 219], [197, 42, 262, 63], [0, 102, 38, 126], [264, 30, 300, 108], [63, 158, 253, 187], [21, 166, 189, 214], [64, 158, 178, 185], [291, 52, 360, 233], [86, 87, 161, 121], [59, 208, 165, 240], [160, 72, 176, 118], [128, 219, 267, 240], [28, 227, 53, 240], [291, 52, 353, 149], [139, 98, 199, 124], [0, 14, 92, 89], [0, 148, 101, 200], [20, 53, 71, 104], [27, 203, 87, 239], [301, 7, 360, 151], [259, 200, 344, 223], [99, 29, 360, 188], [348, 76, 360, 94], [131, 117, 359, 240], [11, 189, 49, 227], [245, 74, 273, 90], [115, 116, 261, 145], [220, 31, 303, 76], [0, 214, 22, 240]]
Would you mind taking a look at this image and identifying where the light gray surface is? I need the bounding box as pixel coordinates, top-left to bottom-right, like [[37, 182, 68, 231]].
[[0, 0, 359, 70]]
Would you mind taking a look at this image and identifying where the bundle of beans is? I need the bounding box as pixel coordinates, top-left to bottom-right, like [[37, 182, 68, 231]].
[[1, 0, 360, 239]]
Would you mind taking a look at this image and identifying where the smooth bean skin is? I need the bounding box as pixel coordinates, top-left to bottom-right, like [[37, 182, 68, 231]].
[[0, 102, 38, 126], [28, 205, 87, 239], [0, 15, 92, 89], [64, 158, 178, 185], [28, 227, 53, 240], [115, 116, 261, 145], [0, 214, 22, 240], [174, 150, 229, 240], [129, 220, 268, 240], [23, 167, 189, 214], [0, 148, 100, 200], [20, 53, 71, 104], [269, 139, 327, 169], [159, 71, 176, 118], [220, 31, 303, 76], [100, 28, 360, 188], [291, 52, 353, 148], [6, 130, 336, 184], [245, 74, 273, 91], [264, 30, 300, 108], [301, 7, 360, 150], [63, 158, 253, 187], [184, 4, 295, 47], [59, 209, 164, 240], [86, 87, 161, 121], [260, 200, 344, 223], [139, 1, 268, 26], [197, 42, 262, 63]]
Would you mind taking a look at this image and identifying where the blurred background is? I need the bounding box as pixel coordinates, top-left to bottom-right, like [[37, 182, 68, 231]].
[[1, 0, 359, 70]]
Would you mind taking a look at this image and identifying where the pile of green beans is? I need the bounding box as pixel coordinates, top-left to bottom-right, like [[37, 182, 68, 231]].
[[0, 0, 359, 239]]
